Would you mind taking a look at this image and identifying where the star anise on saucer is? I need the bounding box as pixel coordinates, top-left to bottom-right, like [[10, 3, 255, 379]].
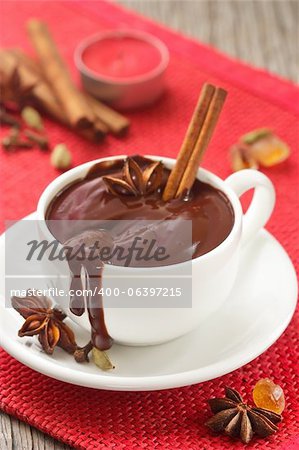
[[11, 66, 36, 102], [11, 292, 77, 355], [205, 387, 282, 444], [103, 157, 164, 197]]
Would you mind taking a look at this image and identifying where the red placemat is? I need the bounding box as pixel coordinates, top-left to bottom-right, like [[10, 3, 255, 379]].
[[0, 1, 298, 449]]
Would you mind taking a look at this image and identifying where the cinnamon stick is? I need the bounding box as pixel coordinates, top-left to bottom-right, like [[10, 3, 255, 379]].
[[176, 87, 227, 197], [25, 20, 130, 137], [0, 49, 66, 122], [27, 19, 95, 130], [85, 94, 130, 136], [1, 49, 107, 141], [163, 84, 227, 200], [9, 49, 64, 121], [15, 64, 68, 123], [78, 120, 108, 142], [162, 83, 215, 201], [10, 48, 42, 75], [0, 49, 19, 102], [15, 46, 130, 136]]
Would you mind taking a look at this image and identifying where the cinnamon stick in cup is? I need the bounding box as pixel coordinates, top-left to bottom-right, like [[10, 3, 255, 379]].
[[176, 87, 227, 197], [27, 19, 95, 131], [162, 83, 215, 201], [163, 83, 227, 200]]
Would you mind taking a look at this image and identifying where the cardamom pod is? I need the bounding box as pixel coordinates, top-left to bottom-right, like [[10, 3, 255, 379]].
[[50, 143, 72, 170], [92, 347, 114, 371], [21, 106, 43, 130]]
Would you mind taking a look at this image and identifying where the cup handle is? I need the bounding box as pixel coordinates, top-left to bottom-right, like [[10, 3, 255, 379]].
[[225, 169, 275, 246]]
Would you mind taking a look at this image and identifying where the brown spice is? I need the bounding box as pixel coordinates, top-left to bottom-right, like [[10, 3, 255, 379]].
[[1, 47, 130, 141], [85, 94, 130, 136], [24, 129, 49, 150], [11, 291, 115, 370], [176, 87, 227, 198], [162, 83, 215, 201], [27, 19, 95, 131], [163, 83, 227, 201], [0, 107, 21, 128], [0, 49, 66, 123], [73, 341, 114, 370], [11, 292, 77, 355], [74, 341, 93, 363], [2, 127, 33, 151], [205, 387, 282, 444], [103, 156, 164, 197]]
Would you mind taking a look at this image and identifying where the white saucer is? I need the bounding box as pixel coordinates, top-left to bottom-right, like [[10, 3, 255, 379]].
[[0, 212, 297, 391]]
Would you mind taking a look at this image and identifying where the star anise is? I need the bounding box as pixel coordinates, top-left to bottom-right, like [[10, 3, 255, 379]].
[[11, 292, 77, 355], [11, 66, 37, 101], [205, 387, 282, 444], [103, 157, 164, 197]]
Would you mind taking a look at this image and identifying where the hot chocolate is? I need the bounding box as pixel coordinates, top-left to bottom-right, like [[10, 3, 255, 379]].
[[46, 156, 234, 259], [45, 155, 234, 351]]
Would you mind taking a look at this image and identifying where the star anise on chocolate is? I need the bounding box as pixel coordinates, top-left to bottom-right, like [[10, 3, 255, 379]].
[[205, 387, 282, 444], [103, 157, 164, 197], [11, 292, 77, 355]]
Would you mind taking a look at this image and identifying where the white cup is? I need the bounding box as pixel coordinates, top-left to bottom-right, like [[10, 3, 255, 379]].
[[37, 156, 275, 346]]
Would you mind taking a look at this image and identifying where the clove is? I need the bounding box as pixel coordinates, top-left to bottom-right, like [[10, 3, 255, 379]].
[[73, 341, 115, 370], [24, 129, 49, 150], [2, 127, 33, 151], [73, 341, 93, 363], [0, 107, 21, 128]]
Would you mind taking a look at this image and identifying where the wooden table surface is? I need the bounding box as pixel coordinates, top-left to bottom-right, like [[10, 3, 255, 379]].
[[1, 1, 298, 449]]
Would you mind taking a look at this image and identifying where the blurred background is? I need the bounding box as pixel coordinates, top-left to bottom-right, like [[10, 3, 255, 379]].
[[116, 0, 298, 81]]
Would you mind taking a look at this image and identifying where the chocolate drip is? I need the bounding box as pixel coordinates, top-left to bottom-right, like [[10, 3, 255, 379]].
[[86, 270, 113, 350], [64, 230, 113, 350], [69, 275, 85, 316]]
